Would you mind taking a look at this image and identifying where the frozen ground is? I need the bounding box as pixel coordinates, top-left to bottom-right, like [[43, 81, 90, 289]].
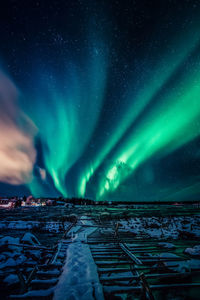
[[0, 220, 71, 232], [120, 215, 200, 239], [0, 205, 199, 299], [0, 232, 42, 291]]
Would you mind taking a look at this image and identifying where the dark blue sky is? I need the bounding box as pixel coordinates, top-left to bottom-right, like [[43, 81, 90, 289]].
[[0, 0, 200, 201]]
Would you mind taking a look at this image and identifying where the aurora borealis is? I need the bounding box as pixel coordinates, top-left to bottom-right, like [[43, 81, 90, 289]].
[[1, 0, 200, 201]]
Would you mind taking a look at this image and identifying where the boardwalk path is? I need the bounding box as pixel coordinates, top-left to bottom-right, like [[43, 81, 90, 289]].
[[9, 215, 200, 300]]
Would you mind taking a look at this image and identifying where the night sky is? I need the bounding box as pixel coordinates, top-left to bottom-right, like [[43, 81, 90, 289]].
[[0, 0, 200, 201]]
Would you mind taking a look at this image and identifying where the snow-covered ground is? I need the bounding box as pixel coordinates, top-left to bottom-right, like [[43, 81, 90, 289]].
[[0, 220, 71, 232], [184, 245, 200, 257], [53, 217, 104, 300], [120, 215, 200, 239], [0, 232, 42, 272], [1, 217, 104, 300], [0, 208, 200, 299]]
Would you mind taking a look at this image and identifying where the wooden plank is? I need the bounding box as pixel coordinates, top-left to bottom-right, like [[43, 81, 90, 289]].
[[120, 243, 143, 265]]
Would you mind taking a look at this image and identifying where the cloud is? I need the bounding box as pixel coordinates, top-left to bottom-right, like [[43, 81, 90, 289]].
[[0, 71, 36, 185]]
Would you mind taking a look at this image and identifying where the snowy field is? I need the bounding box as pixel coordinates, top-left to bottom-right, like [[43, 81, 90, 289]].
[[0, 205, 199, 299], [119, 215, 200, 239]]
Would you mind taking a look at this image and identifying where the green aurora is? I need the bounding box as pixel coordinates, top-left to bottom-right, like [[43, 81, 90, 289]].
[[1, 2, 200, 202], [28, 18, 200, 201]]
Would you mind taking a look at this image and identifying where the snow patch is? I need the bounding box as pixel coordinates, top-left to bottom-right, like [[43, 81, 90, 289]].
[[53, 242, 104, 300], [21, 232, 40, 245], [184, 245, 200, 257]]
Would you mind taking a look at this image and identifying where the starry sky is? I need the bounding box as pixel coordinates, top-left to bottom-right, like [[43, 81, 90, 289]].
[[0, 0, 200, 201]]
